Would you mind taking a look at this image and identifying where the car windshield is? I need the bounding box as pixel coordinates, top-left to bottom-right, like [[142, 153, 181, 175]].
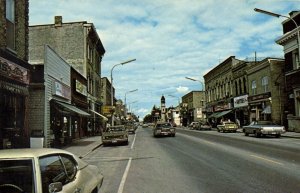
[[157, 123, 172, 128], [255, 121, 276, 125], [0, 159, 35, 193], [106, 126, 126, 132]]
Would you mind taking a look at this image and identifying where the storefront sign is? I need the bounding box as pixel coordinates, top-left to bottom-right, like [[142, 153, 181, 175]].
[[234, 95, 248, 108], [196, 108, 203, 118], [214, 103, 231, 112], [248, 92, 271, 103], [53, 81, 71, 100], [0, 57, 29, 84], [75, 80, 87, 96]]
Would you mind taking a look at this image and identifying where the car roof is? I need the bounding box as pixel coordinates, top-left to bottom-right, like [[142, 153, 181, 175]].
[[0, 148, 75, 159]]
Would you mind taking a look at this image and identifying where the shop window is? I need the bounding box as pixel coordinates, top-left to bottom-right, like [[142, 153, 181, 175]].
[[6, 0, 15, 50], [251, 80, 256, 95], [262, 76, 269, 93]]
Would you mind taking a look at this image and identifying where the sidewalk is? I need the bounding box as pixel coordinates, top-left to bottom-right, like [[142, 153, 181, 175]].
[[63, 136, 102, 158]]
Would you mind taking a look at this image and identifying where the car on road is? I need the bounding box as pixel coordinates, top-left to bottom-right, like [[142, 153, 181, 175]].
[[102, 125, 129, 145], [189, 122, 200, 130], [217, 121, 238, 133], [198, 121, 212, 130], [153, 122, 176, 137], [125, 121, 137, 134], [0, 148, 103, 193], [243, 121, 286, 138]]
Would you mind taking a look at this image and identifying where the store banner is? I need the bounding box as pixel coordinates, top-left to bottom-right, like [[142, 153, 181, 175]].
[[234, 95, 248, 108]]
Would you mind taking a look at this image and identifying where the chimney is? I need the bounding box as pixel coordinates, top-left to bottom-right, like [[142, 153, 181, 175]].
[[54, 16, 62, 27]]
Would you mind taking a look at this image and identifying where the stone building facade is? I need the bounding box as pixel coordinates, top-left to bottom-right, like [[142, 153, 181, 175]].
[[204, 56, 241, 125], [29, 16, 105, 132], [0, 0, 31, 149], [247, 58, 286, 125], [276, 11, 300, 132], [181, 91, 205, 124]]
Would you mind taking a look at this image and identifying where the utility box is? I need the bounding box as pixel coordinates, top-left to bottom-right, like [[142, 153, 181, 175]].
[[30, 130, 44, 148]]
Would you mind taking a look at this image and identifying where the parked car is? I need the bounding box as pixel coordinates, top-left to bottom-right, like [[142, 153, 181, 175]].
[[198, 121, 212, 130], [125, 121, 136, 134], [153, 122, 176, 137], [189, 122, 200, 130], [217, 121, 238, 133], [0, 148, 103, 193], [102, 125, 129, 145], [243, 121, 286, 138]]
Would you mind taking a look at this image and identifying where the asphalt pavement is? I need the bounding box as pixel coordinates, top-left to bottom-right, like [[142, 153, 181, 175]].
[[64, 127, 300, 157]]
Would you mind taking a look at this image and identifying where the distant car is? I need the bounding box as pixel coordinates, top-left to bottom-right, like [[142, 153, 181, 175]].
[[189, 122, 200, 130], [0, 148, 103, 193], [102, 125, 129, 145], [153, 122, 176, 137], [198, 122, 212, 130], [125, 122, 136, 134], [142, 123, 148, 128], [243, 121, 286, 138], [217, 121, 238, 133]]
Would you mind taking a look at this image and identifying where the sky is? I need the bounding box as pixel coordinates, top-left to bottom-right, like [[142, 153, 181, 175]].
[[29, 0, 300, 120]]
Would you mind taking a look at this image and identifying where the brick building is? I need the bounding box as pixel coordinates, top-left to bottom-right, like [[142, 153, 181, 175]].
[[247, 58, 286, 125], [0, 0, 31, 149], [276, 11, 300, 132], [29, 16, 106, 133], [181, 91, 205, 125], [204, 56, 241, 125]]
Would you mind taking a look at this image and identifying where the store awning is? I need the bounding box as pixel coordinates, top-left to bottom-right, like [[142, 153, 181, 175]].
[[208, 112, 221, 118], [90, 109, 108, 122], [262, 106, 271, 114], [54, 100, 90, 117], [215, 109, 233, 118]]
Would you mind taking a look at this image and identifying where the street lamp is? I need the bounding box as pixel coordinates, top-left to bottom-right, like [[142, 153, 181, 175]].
[[125, 89, 138, 108], [254, 8, 300, 66], [110, 59, 136, 126], [185, 77, 205, 91], [168, 94, 180, 106]]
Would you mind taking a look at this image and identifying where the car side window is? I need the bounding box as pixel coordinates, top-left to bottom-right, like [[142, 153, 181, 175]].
[[39, 155, 67, 193], [60, 155, 77, 181]]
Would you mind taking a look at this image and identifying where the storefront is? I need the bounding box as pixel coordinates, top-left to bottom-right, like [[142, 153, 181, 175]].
[[233, 94, 249, 127], [248, 92, 272, 122], [0, 56, 30, 149]]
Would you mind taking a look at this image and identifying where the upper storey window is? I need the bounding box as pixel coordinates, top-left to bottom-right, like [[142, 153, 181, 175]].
[[6, 0, 15, 50]]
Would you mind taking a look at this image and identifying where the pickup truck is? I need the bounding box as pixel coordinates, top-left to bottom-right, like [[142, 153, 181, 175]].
[[102, 125, 129, 146], [217, 121, 238, 133]]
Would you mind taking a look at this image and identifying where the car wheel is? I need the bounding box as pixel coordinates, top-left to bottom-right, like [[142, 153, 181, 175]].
[[244, 132, 249, 136], [275, 134, 281, 138], [255, 132, 261, 138], [217, 129, 220, 132]]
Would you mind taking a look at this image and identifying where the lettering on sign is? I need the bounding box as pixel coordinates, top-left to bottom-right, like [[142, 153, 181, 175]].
[[0, 57, 29, 84]]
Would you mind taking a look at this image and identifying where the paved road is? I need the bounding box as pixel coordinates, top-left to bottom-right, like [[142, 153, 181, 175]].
[[81, 127, 300, 193]]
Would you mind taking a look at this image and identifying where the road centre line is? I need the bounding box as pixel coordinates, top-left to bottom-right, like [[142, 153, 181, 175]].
[[131, 133, 137, 149], [117, 157, 132, 193], [250, 154, 284, 166]]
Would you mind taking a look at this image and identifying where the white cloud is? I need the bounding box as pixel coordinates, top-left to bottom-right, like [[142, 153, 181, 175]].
[[29, 0, 300, 119]]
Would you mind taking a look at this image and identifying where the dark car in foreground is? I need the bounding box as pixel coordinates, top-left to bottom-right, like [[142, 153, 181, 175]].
[[0, 148, 103, 193], [243, 121, 286, 138], [153, 122, 176, 137]]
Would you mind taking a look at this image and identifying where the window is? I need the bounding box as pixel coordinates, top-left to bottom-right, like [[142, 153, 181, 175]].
[[251, 80, 256, 95], [39, 154, 77, 193], [6, 0, 15, 50], [262, 76, 269, 92], [294, 52, 299, 69]]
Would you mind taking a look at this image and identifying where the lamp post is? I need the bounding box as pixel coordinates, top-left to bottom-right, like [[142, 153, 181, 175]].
[[185, 77, 205, 91], [110, 59, 136, 126], [125, 89, 138, 109], [254, 8, 300, 66], [168, 94, 180, 106]]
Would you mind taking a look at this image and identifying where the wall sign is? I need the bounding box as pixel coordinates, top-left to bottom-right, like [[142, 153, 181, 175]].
[[53, 81, 71, 100]]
